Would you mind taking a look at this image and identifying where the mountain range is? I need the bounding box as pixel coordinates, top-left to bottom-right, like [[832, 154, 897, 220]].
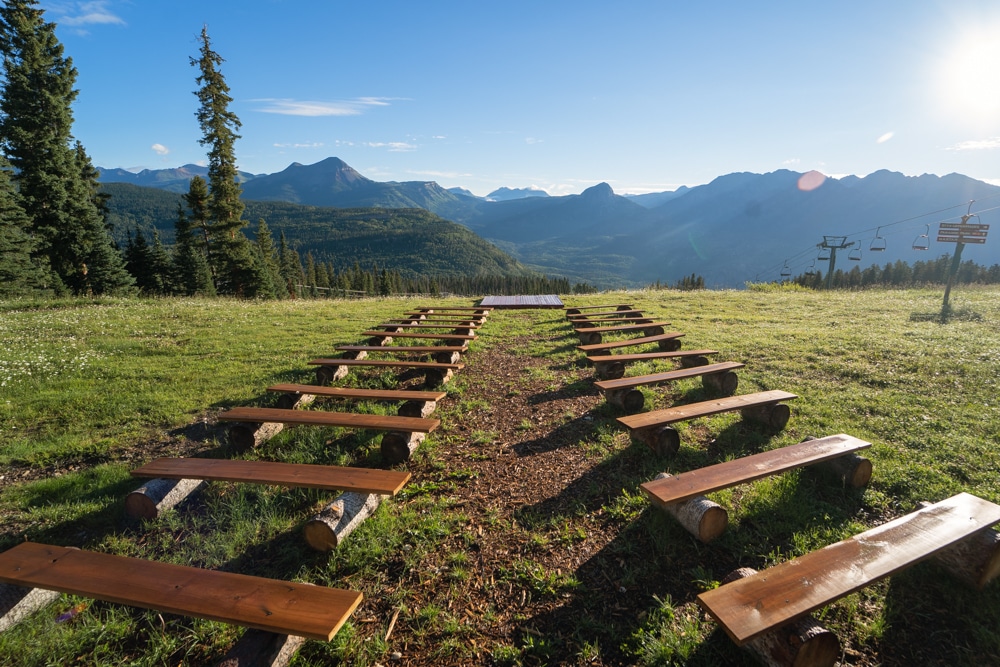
[[98, 158, 1000, 287]]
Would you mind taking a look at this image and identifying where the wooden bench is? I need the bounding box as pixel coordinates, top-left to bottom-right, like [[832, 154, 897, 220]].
[[335, 344, 467, 365], [595, 361, 745, 413], [308, 357, 464, 387], [567, 308, 645, 320], [266, 383, 446, 416], [586, 349, 720, 379], [564, 304, 633, 316], [571, 316, 657, 327], [129, 459, 411, 551], [0, 542, 362, 641], [375, 321, 478, 332], [641, 434, 873, 542], [617, 390, 798, 456], [577, 332, 684, 355], [403, 312, 486, 321], [412, 307, 489, 315], [698, 493, 1000, 667], [361, 330, 475, 348], [574, 321, 671, 345], [218, 406, 439, 464]]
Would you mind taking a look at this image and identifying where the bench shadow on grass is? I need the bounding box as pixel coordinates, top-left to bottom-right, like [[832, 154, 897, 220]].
[[509, 440, 753, 665]]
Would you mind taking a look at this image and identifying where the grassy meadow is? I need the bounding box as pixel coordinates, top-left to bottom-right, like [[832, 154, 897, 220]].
[[0, 287, 999, 666]]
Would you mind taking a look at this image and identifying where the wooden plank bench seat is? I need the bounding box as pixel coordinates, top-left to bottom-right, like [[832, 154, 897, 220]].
[[567, 308, 645, 320], [617, 390, 798, 456], [266, 383, 446, 416], [564, 304, 633, 315], [574, 321, 671, 345], [335, 344, 467, 365], [132, 458, 411, 495], [403, 312, 486, 320], [218, 407, 439, 464], [307, 357, 464, 387], [395, 316, 484, 325], [375, 321, 478, 331], [586, 349, 720, 379], [0, 542, 362, 641], [412, 307, 489, 315], [698, 493, 1000, 666], [641, 434, 873, 542], [577, 332, 685, 355], [361, 330, 476, 347], [595, 361, 746, 413], [571, 316, 657, 327]]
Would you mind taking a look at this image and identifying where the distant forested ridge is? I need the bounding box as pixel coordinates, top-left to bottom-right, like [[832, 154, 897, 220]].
[[101, 182, 528, 279]]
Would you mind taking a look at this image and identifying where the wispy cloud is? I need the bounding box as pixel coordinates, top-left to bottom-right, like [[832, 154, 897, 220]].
[[48, 1, 125, 27], [273, 142, 325, 149], [253, 97, 395, 117], [409, 169, 473, 180], [877, 131, 894, 144], [525, 137, 543, 145], [364, 141, 417, 152], [947, 137, 1000, 151], [150, 143, 169, 156]]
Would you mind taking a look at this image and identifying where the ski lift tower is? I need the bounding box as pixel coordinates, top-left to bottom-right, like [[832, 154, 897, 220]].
[[816, 236, 855, 288]]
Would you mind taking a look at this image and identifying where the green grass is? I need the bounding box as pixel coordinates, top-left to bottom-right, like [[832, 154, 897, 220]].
[[1, 287, 1000, 665]]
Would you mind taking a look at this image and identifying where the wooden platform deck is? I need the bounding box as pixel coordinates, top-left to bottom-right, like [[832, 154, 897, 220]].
[[479, 295, 564, 309]]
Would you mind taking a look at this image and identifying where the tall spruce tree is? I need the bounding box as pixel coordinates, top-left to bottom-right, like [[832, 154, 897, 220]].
[[191, 26, 266, 296], [0, 0, 132, 294], [0, 156, 47, 294]]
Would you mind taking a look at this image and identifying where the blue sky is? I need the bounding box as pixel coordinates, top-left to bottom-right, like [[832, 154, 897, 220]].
[[41, 0, 1000, 196]]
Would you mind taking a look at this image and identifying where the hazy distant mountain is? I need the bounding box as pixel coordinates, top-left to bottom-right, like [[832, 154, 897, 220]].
[[447, 186, 480, 199], [625, 187, 690, 208], [486, 186, 550, 201]]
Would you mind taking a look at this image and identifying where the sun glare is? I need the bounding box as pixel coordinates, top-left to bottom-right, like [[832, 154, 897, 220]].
[[934, 24, 1000, 126]]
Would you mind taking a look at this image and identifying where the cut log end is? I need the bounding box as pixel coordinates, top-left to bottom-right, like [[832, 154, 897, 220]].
[[380, 431, 425, 465], [814, 453, 872, 488], [228, 421, 284, 450], [643, 325, 665, 337], [741, 402, 791, 430], [125, 477, 206, 520], [657, 338, 682, 352], [215, 630, 306, 667], [595, 361, 625, 380], [397, 400, 437, 418], [303, 492, 383, 552], [635, 426, 680, 457], [703, 370, 739, 396], [680, 355, 709, 368], [424, 368, 454, 388], [605, 388, 645, 414]]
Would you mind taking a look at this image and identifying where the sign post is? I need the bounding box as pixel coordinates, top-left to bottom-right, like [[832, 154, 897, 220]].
[[937, 211, 990, 318]]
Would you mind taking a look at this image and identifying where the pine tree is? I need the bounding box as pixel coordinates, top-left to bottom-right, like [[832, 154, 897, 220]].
[[172, 203, 215, 296], [191, 26, 265, 296], [0, 157, 48, 295], [0, 0, 133, 294], [254, 218, 286, 298]]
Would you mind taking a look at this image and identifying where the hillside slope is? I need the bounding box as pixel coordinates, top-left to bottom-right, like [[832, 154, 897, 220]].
[[101, 183, 529, 278]]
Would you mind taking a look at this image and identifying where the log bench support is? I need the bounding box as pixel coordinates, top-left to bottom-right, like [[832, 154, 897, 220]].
[[380, 431, 426, 465], [596, 362, 746, 414], [125, 477, 208, 521], [641, 435, 873, 541], [303, 492, 385, 552], [722, 567, 840, 667], [618, 390, 798, 456], [216, 630, 306, 667], [0, 583, 61, 633]]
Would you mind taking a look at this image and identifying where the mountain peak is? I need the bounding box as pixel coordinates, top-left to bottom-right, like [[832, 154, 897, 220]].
[[581, 182, 614, 198]]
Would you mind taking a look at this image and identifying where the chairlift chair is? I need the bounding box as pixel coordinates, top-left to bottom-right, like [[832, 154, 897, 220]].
[[912, 224, 930, 251], [848, 244, 862, 261], [817, 246, 831, 261], [804, 259, 816, 277], [780, 262, 791, 279], [870, 227, 886, 252]]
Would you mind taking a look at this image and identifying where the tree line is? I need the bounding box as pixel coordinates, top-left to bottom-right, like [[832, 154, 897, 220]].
[[790, 255, 1000, 289]]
